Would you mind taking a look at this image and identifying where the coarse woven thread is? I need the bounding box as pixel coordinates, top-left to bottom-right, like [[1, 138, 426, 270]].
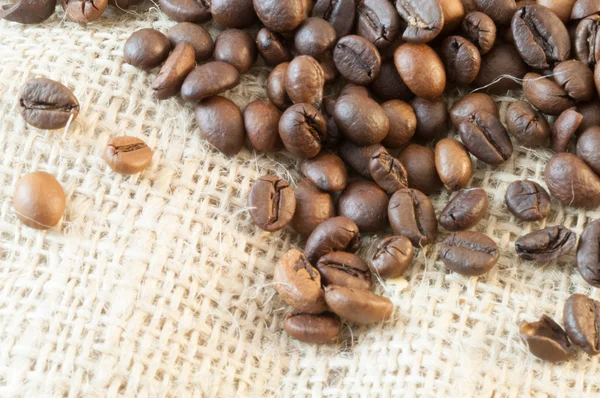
[[0, 5, 600, 398]]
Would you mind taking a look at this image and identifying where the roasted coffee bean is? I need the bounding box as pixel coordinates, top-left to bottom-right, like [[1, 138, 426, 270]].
[[505, 180, 551, 222], [333, 35, 381, 85], [398, 144, 442, 195], [253, 0, 308, 32], [63, 0, 107, 23], [195, 96, 245, 156], [369, 61, 414, 102], [214, 29, 257, 74], [333, 93, 389, 146], [577, 126, 600, 175], [279, 103, 326, 158], [515, 226, 576, 262], [474, 44, 528, 94], [294, 17, 337, 57], [292, 179, 335, 237], [159, 0, 210, 23], [545, 153, 600, 208], [571, 0, 600, 20], [537, 0, 576, 22], [388, 188, 437, 247], [394, 43, 446, 100], [124, 29, 171, 71], [338, 181, 389, 233], [305, 216, 361, 264], [211, 0, 257, 28], [104, 136, 152, 174], [267, 62, 292, 110], [322, 97, 342, 148], [256, 28, 292, 66], [370, 235, 414, 278], [410, 97, 448, 142], [13, 172, 65, 230], [300, 153, 348, 192], [324, 286, 393, 325], [274, 249, 327, 313], [563, 293, 600, 355], [381, 100, 416, 148], [554, 60, 595, 102], [286, 55, 324, 107], [338, 141, 381, 178], [395, 0, 443, 44], [576, 101, 600, 134], [462, 11, 496, 54], [248, 175, 295, 232], [575, 15, 600, 66], [312, 0, 355, 38], [552, 108, 583, 153], [577, 220, 600, 287], [284, 312, 341, 344], [243, 100, 283, 152], [473, 0, 516, 25], [19, 78, 79, 130], [167, 23, 214, 63], [369, 147, 408, 195], [339, 83, 370, 98], [506, 101, 550, 147], [449, 93, 498, 128], [458, 110, 513, 165], [1, 0, 56, 24], [319, 53, 339, 83], [151, 42, 195, 100], [181, 62, 240, 103], [439, 231, 499, 276], [316, 251, 371, 290], [435, 138, 472, 192], [594, 63, 600, 99], [439, 36, 481, 85], [356, 0, 400, 48], [520, 315, 576, 362], [440, 0, 466, 34], [439, 188, 488, 231]]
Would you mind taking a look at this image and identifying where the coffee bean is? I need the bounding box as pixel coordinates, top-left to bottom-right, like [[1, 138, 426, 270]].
[[267, 62, 292, 110], [305, 216, 361, 264], [254, 0, 309, 33], [248, 175, 296, 232], [563, 293, 600, 356], [577, 101, 600, 134], [284, 312, 341, 343], [13, 172, 65, 230], [256, 28, 292, 66], [394, 43, 446, 100], [356, 0, 401, 48], [159, 0, 210, 23], [462, 11, 496, 54], [214, 29, 257, 74], [104, 136, 152, 175], [195, 96, 245, 156], [380, 100, 416, 148], [458, 110, 513, 166], [338, 181, 389, 233], [338, 141, 381, 178], [505, 180, 551, 222], [474, 44, 528, 94], [312, 0, 355, 38], [339, 83, 370, 98], [545, 152, 600, 208], [333, 93, 389, 146], [439, 188, 488, 231], [243, 99, 283, 152], [279, 103, 326, 158], [449, 93, 498, 128], [300, 153, 348, 193], [571, 0, 600, 19], [395, 0, 443, 44], [123, 29, 171, 71], [506, 101, 550, 147], [576, 220, 600, 287], [473, 0, 516, 25], [594, 63, 600, 100], [211, 0, 257, 28], [181, 62, 240, 103], [369, 147, 408, 195], [370, 235, 414, 278], [538, 0, 575, 22], [439, 36, 481, 85], [316, 251, 371, 290], [388, 188, 438, 247], [410, 97, 448, 142], [63, 0, 107, 23], [292, 179, 335, 237], [520, 315, 576, 362], [319, 53, 339, 83], [515, 226, 576, 262], [575, 15, 600, 66], [19, 78, 79, 130], [551, 108, 583, 153], [294, 17, 337, 58], [1, 0, 56, 24], [369, 61, 414, 102], [286, 55, 324, 107], [324, 286, 393, 325], [333, 35, 381, 85], [435, 138, 473, 192], [322, 97, 342, 148], [440, 0, 466, 34], [554, 60, 595, 102], [398, 144, 442, 195], [167, 23, 214, 63], [577, 126, 600, 175], [151, 42, 195, 100], [439, 231, 499, 276]]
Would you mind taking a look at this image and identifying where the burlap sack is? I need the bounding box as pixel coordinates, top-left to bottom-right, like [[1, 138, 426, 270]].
[[0, 5, 599, 397]]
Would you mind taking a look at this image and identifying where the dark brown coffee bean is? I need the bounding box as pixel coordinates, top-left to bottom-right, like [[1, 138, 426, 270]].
[[505, 180, 551, 222], [324, 286, 393, 325], [473, 0, 516, 25], [305, 216, 361, 264], [439, 231, 499, 276], [167, 23, 214, 63], [473, 44, 529, 94], [338, 141, 381, 178], [410, 97, 448, 142], [333, 93, 389, 146], [104, 136, 152, 175], [449, 93, 498, 128], [300, 152, 348, 193], [279, 103, 326, 158], [576, 101, 600, 134], [211, 0, 257, 28], [506, 101, 550, 147], [284, 312, 341, 344], [515, 226, 576, 262], [370, 235, 414, 278], [159, 0, 210, 23], [19, 78, 79, 130], [575, 15, 600, 66], [244, 99, 283, 152], [394, 43, 446, 100], [462, 11, 496, 54], [439, 188, 488, 231], [388, 188, 437, 247], [63, 0, 107, 22], [248, 175, 295, 234], [545, 152, 600, 208], [292, 179, 335, 237], [256, 28, 292, 66], [458, 110, 513, 165], [213, 29, 257, 74], [267, 63, 292, 110], [194, 96, 245, 156], [312, 0, 355, 38], [553, 60, 595, 102], [151, 42, 195, 100], [294, 17, 337, 57], [369, 147, 408, 195], [435, 138, 473, 192], [254, 0, 309, 32], [520, 315, 576, 363], [439, 36, 481, 85], [369, 61, 414, 102], [395, 0, 443, 44], [380, 100, 416, 148], [13, 172, 65, 230], [181, 62, 240, 103], [563, 293, 600, 356], [577, 220, 600, 287], [124, 29, 171, 71], [316, 251, 371, 290], [322, 97, 341, 148], [398, 144, 442, 195], [552, 108, 583, 153], [356, 0, 401, 48], [1, 0, 56, 24], [338, 181, 389, 233], [333, 35, 382, 85], [577, 126, 600, 175], [440, 0, 466, 34], [571, 0, 600, 20], [286, 55, 324, 107]]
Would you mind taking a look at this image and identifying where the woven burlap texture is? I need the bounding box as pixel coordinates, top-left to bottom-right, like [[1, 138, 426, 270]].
[[1, 6, 600, 398]]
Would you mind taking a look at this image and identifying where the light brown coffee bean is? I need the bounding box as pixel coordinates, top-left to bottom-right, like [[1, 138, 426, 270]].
[[381, 100, 417, 148], [370, 235, 414, 278], [194, 96, 246, 157], [398, 144, 442, 195], [369, 146, 408, 195], [13, 172, 66, 230], [545, 152, 600, 208], [267, 62, 292, 110], [104, 136, 152, 174], [181, 61, 240, 103], [316, 251, 371, 290], [394, 43, 446, 99], [300, 152, 348, 192], [19, 78, 79, 130], [286, 55, 325, 107], [243, 99, 283, 153], [520, 315, 576, 362], [248, 175, 296, 232], [551, 108, 583, 153], [388, 188, 438, 247], [449, 93, 498, 128], [435, 138, 472, 192], [151, 42, 196, 100], [284, 312, 341, 344], [523, 73, 575, 116], [305, 216, 361, 264], [325, 286, 393, 325], [292, 179, 335, 238]]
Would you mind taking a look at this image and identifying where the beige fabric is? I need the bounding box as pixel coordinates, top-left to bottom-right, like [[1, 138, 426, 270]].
[[0, 6, 599, 398]]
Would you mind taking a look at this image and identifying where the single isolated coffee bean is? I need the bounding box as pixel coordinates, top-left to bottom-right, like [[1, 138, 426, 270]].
[[211, 0, 257, 28], [388, 188, 438, 247], [563, 293, 600, 356], [474, 44, 528, 94], [505, 180, 551, 222], [577, 220, 600, 287], [473, 0, 516, 25], [395, 0, 444, 44], [324, 286, 393, 325], [305, 216, 361, 264], [124, 29, 172, 71], [63, 0, 107, 23], [520, 315, 576, 363], [394, 43, 446, 100], [462, 11, 496, 54], [356, 0, 401, 48], [506, 101, 550, 147], [553, 60, 595, 102], [523, 73, 574, 116], [435, 138, 473, 192], [253, 0, 308, 33], [159, 0, 210, 23], [267, 63, 291, 110], [294, 17, 337, 57], [370, 61, 414, 102], [439, 188, 489, 231], [195, 96, 246, 157], [439, 36, 481, 85], [13, 171, 66, 230], [286, 55, 324, 107], [248, 175, 295, 232], [333, 35, 382, 85], [279, 103, 326, 159], [301, 153, 347, 193], [551, 108, 583, 153], [19, 78, 79, 130], [213, 29, 257, 74], [370, 235, 414, 279], [316, 251, 371, 290], [545, 153, 600, 208], [381, 100, 416, 148], [410, 97, 448, 142], [1, 0, 56, 24], [312, 0, 355, 38], [577, 126, 600, 175], [575, 15, 600, 66], [338, 141, 381, 178], [256, 28, 292, 66], [449, 93, 498, 128], [104, 136, 152, 175], [244, 100, 283, 153], [439, 231, 499, 276], [338, 181, 389, 233], [181, 62, 240, 103], [292, 179, 335, 238], [152, 42, 196, 100], [333, 93, 389, 146], [166, 23, 214, 63], [571, 0, 600, 20], [458, 110, 513, 166], [515, 226, 576, 262], [398, 144, 442, 195], [284, 312, 341, 344], [369, 147, 408, 195]]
